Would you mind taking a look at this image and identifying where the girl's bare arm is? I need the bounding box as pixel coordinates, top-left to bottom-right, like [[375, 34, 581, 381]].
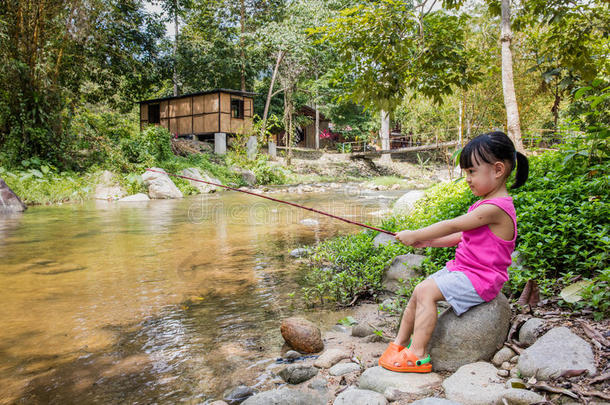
[[396, 205, 503, 246]]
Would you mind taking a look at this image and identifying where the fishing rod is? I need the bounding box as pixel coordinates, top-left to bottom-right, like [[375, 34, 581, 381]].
[[146, 168, 396, 236]]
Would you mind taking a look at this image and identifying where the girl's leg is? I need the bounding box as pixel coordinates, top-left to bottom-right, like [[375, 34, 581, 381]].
[[409, 279, 444, 359], [394, 295, 417, 347]]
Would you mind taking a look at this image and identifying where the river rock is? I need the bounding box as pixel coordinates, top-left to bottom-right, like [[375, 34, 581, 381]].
[[382, 254, 425, 292], [280, 317, 324, 353], [517, 327, 596, 380], [329, 362, 360, 376], [410, 399, 464, 405], [0, 177, 26, 212], [94, 170, 126, 200], [392, 190, 425, 216], [300, 218, 319, 226], [290, 248, 309, 258], [142, 168, 183, 199], [518, 318, 547, 347], [118, 193, 150, 202], [492, 347, 516, 367], [242, 388, 324, 405], [223, 385, 255, 404], [278, 364, 318, 384], [352, 324, 374, 337], [283, 350, 301, 360], [181, 167, 221, 193], [428, 293, 511, 372], [359, 366, 442, 395], [314, 348, 350, 368], [334, 388, 387, 405], [373, 232, 398, 248], [234, 167, 256, 186], [443, 362, 545, 405]]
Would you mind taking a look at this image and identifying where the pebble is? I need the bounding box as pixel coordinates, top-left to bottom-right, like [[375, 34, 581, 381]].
[[510, 355, 519, 364], [501, 361, 512, 370], [283, 350, 301, 360], [497, 369, 509, 377]]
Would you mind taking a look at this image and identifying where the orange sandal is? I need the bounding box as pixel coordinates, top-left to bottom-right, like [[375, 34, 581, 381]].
[[378, 344, 432, 373]]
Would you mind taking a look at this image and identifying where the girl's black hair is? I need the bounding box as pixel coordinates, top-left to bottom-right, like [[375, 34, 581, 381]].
[[459, 131, 529, 189]]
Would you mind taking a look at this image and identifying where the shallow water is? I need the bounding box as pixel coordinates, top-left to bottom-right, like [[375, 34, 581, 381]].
[[0, 186, 401, 404]]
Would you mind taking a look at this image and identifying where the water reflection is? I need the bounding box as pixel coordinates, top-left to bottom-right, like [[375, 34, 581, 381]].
[[0, 187, 402, 404]]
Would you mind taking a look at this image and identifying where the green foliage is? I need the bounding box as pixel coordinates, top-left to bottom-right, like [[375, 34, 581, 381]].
[[0, 166, 92, 205], [303, 231, 408, 306]]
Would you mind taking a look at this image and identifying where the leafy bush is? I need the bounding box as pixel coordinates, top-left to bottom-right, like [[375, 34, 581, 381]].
[[0, 165, 92, 204]]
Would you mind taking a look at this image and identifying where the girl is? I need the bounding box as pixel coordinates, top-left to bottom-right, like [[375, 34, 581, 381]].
[[379, 131, 529, 373]]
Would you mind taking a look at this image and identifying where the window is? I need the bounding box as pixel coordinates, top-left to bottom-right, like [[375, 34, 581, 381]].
[[148, 104, 160, 124], [231, 98, 244, 119]]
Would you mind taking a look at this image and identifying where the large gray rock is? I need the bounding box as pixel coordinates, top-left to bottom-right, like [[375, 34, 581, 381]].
[[518, 318, 547, 347], [181, 167, 221, 193], [359, 366, 442, 395], [242, 388, 324, 405], [443, 362, 545, 405], [0, 177, 26, 212], [517, 327, 597, 380], [382, 254, 425, 292], [334, 388, 387, 405], [232, 167, 257, 186], [314, 348, 351, 369], [392, 190, 425, 216], [94, 170, 126, 200], [428, 293, 512, 371], [142, 168, 183, 199], [278, 364, 318, 384], [373, 232, 398, 248]]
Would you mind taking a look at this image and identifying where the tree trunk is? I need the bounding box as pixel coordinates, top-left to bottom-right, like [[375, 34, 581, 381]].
[[500, 0, 524, 152], [173, 0, 179, 97], [240, 0, 246, 92], [260, 50, 285, 140], [315, 101, 320, 150], [380, 110, 391, 163]]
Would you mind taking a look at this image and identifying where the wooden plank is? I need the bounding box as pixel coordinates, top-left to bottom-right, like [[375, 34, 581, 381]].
[[220, 92, 231, 114], [203, 93, 218, 113], [244, 97, 253, 117], [193, 95, 204, 115], [140, 104, 148, 120], [351, 140, 458, 157], [220, 112, 231, 133], [169, 118, 178, 135], [160, 101, 168, 119], [160, 118, 169, 130], [177, 117, 192, 135]]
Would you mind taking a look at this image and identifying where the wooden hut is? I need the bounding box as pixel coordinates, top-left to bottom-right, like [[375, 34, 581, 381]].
[[139, 89, 255, 138]]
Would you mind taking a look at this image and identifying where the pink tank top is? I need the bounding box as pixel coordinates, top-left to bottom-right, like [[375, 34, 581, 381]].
[[446, 197, 517, 301]]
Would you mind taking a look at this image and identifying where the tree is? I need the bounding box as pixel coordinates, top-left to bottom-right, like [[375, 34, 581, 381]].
[[500, 0, 524, 152], [315, 0, 480, 159]]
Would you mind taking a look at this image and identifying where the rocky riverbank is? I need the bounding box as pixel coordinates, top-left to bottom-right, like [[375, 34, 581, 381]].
[[205, 253, 609, 405]]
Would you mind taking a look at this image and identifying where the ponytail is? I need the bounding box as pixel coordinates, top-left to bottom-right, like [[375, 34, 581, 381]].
[[511, 151, 529, 189]]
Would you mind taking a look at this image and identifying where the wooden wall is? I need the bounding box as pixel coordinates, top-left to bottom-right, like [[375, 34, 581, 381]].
[[140, 92, 253, 136]]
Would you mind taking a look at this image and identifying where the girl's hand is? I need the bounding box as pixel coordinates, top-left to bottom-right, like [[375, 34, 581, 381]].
[[395, 230, 422, 246]]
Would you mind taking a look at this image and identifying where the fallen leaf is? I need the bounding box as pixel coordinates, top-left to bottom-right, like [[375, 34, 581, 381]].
[[518, 280, 540, 306], [560, 280, 593, 303]]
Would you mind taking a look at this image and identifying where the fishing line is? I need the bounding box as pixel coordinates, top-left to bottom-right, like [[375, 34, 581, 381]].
[[146, 168, 396, 236]]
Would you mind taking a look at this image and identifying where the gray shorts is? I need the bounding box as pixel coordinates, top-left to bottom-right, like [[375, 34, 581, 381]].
[[428, 267, 485, 316]]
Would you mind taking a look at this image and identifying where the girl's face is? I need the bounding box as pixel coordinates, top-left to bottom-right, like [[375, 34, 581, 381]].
[[462, 158, 506, 197]]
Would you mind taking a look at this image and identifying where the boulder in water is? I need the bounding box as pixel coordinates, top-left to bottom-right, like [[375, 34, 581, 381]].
[[142, 167, 183, 199], [0, 177, 26, 212]]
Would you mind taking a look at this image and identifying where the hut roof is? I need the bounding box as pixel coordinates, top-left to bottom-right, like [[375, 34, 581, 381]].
[[138, 88, 257, 104]]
